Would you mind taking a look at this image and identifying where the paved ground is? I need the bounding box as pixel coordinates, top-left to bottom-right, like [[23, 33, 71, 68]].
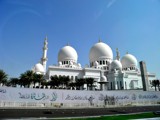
[[0, 106, 160, 119]]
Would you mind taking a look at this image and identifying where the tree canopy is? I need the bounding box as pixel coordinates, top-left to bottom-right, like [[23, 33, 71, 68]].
[[0, 69, 8, 85], [151, 79, 160, 91]]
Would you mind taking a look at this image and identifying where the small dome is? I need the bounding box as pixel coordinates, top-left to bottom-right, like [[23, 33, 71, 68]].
[[101, 76, 107, 82], [94, 61, 99, 66], [78, 63, 81, 67], [34, 63, 44, 73], [111, 60, 122, 70], [89, 41, 113, 63], [58, 45, 78, 62], [58, 61, 62, 66], [70, 61, 73, 65], [121, 53, 138, 68]]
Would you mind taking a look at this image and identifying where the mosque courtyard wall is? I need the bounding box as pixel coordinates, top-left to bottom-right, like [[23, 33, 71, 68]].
[[0, 87, 160, 108]]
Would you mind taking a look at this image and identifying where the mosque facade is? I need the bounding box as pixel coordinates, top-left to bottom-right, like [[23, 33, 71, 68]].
[[33, 37, 156, 91]]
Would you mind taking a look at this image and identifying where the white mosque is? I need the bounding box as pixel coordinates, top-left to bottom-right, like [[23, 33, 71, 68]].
[[32, 36, 156, 91]]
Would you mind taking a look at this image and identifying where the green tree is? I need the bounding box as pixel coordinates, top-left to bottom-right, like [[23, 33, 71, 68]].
[[49, 75, 71, 89], [151, 80, 158, 91], [0, 69, 8, 86], [41, 80, 49, 88], [75, 78, 85, 90], [19, 70, 34, 88], [9, 78, 20, 87], [32, 73, 44, 88], [156, 79, 160, 91], [50, 75, 60, 89], [85, 77, 95, 90], [59, 76, 70, 89], [68, 82, 76, 90]]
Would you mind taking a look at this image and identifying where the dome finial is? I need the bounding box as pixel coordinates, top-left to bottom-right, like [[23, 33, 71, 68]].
[[38, 60, 41, 64], [126, 51, 129, 54], [116, 48, 120, 61], [66, 42, 69, 46], [98, 37, 102, 43]]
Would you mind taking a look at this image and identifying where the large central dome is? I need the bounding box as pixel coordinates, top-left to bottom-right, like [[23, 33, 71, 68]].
[[89, 41, 113, 62], [58, 45, 78, 62]]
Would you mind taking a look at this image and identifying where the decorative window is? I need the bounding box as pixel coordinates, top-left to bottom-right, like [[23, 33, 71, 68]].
[[71, 76, 74, 80], [111, 82, 112, 90], [113, 81, 115, 89], [120, 81, 122, 89], [125, 82, 127, 89], [103, 60, 105, 65], [107, 67, 109, 70]]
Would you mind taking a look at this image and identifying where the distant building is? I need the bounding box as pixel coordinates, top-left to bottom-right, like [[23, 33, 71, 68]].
[[32, 37, 156, 90]]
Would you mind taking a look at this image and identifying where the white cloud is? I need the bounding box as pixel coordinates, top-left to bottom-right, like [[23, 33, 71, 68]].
[[94, 0, 117, 21], [107, 0, 116, 8]]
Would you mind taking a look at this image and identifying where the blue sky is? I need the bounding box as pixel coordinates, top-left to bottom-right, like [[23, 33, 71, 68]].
[[0, 0, 160, 78]]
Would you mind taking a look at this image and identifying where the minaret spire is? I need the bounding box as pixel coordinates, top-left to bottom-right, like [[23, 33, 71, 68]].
[[41, 35, 48, 73], [45, 35, 47, 42], [116, 48, 120, 61]]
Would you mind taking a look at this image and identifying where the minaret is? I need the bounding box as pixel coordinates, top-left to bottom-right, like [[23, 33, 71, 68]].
[[41, 36, 48, 72], [116, 48, 120, 61]]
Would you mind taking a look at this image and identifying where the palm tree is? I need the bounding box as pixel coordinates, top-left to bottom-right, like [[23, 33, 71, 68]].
[[9, 78, 20, 87], [60, 76, 70, 89], [151, 80, 158, 91], [19, 70, 34, 88], [68, 82, 76, 90], [75, 78, 85, 90], [0, 69, 8, 86], [50, 75, 60, 89], [85, 77, 94, 90], [32, 73, 44, 88], [41, 80, 49, 88], [156, 79, 160, 91]]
